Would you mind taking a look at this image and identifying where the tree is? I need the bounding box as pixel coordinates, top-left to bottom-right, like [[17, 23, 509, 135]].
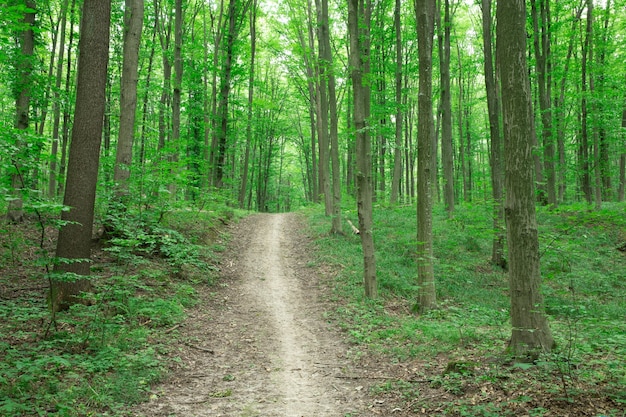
[[480, 0, 505, 268], [415, 0, 437, 313], [51, 0, 111, 312], [348, 0, 377, 298], [390, 0, 403, 204], [496, 0, 554, 358], [113, 0, 144, 197], [6, 0, 35, 223], [439, 0, 455, 214]]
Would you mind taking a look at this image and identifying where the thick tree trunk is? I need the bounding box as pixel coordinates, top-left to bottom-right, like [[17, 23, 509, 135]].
[[169, 0, 183, 196], [415, 0, 437, 313], [580, 0, 593, 204], [52, 0, 110, 312], [114, 0, 144, 196], [620, 103, 626, 202], [348, 0, 377, 298], [496, 0, 554, 358], [481, 0, 505, 268]]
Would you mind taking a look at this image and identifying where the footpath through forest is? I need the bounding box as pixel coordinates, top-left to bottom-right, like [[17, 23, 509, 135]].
[[132, 213, 375, 416]]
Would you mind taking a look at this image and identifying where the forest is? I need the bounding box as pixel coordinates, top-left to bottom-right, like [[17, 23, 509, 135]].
[[1, 0, 625, 415]]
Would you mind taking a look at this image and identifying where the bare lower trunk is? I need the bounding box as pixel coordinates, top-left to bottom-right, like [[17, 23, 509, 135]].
[[415, 0, 437, 313]]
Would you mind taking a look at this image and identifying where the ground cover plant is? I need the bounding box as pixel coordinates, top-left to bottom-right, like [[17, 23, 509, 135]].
[[0, 198, 237, 417], [305, 201, 626, 416]]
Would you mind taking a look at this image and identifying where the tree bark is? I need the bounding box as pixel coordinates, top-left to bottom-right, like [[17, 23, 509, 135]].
[[415, 0, 437, 313], [348, 0, 377, 298], [52, 0, 110, 312], [114, 0, 144, 196], [496, 0, 554, 358], [481, 0, 505, 268]]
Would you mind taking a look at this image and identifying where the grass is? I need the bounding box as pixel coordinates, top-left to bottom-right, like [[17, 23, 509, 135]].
[[0, 201, 241, 416], [303, 200, 626, 415]]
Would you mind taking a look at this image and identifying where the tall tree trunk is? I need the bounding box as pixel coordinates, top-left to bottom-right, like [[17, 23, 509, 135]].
[[239, 0, 257, 208], [57, 0, 77, 197], [52, 0, 111, 312], [169, 0, 183, 196], [49, 0, 71, 198], [439, 0, 455, 214], [348, 0, 377, 298], [390, 0, 403, 204], [481, 0, 505, 268], [7, 0, 35, 223], [496, 0, 554, 358], [315, 0, 331, 215], [317, 0, 342, 233], [114, 0, 144, 197], [531, 0, 557, 207], [580, 0, 593, 204], [555, 2, 584, 202], [617, 102, 626, 202], [415, 0, 437, 313]]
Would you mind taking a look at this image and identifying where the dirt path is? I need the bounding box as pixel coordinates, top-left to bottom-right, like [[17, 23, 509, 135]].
[[133, 213, 372, 416]]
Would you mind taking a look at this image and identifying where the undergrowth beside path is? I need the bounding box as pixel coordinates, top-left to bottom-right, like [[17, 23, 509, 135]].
[[305, 201, 626, 416], [0, 204, 238, 416]]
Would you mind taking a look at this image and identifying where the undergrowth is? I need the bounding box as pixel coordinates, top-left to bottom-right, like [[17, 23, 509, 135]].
[[0, 198, 239, 416], [304, 201, 626, 416]]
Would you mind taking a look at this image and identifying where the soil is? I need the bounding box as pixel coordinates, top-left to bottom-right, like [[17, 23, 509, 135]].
[[132, 213, 376, 417]]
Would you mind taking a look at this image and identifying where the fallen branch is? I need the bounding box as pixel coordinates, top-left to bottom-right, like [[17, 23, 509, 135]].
[[346, 219, 360, 235]]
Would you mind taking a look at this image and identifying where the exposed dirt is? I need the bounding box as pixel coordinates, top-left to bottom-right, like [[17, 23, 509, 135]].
[[132, 213, 376, 416]]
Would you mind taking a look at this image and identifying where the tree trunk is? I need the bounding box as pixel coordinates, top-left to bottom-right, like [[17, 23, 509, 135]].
[[7, 0, 35, 223], [620, 101, 626, 202], [531, 0, 556, 207], [390, 0, 402, 204], [318, 0, 342, 234], [49, 0, 72, 198], [114, 0, 144, 197], [580, 0, 593, 204], [52, 0, 111, 312], [439, 0, 455, 214], [415, 0, 437, 313], [348, 0, 377, 299], [239, 0, 257, 208], [496, 0, 554, 358], [315, 0, 331, 215], [169, 0, 183, 196], [481, 0, 505, 268]]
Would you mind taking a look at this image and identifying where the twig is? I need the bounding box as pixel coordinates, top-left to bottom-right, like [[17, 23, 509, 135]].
[[334, 374, 430, 383], [164, 324, 181, 334], [184, 342, 215, 354]]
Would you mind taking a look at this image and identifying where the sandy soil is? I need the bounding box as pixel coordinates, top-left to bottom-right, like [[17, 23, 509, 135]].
[[132, 213, 373, 417]]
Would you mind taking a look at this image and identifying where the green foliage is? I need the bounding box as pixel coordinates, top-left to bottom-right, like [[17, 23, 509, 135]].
[[304, 201, 626, 414]]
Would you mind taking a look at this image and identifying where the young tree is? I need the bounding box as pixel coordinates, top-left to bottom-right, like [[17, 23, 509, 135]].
[[496, 0, 554, 357], [415, 0, 437, 313], [51, 0, 111, 312], [348, 0, 377, 298]]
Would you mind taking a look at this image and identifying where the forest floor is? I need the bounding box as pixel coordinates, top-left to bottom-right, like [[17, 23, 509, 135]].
[[132, 212, 380, 416]]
